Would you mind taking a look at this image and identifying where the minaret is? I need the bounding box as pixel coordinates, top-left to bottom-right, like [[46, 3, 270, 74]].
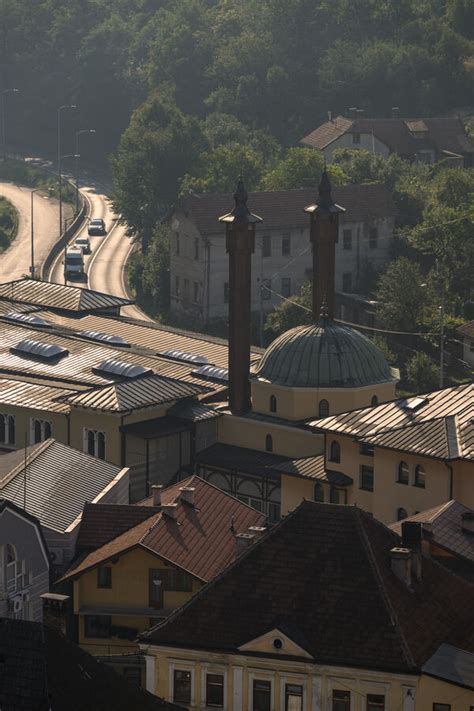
[[304, 170, 345, 320], [219, 179, 262, 415]]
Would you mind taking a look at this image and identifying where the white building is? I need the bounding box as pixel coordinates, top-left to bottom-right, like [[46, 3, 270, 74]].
[[169, 184, 395, 324], [457, 321, 474, 369]]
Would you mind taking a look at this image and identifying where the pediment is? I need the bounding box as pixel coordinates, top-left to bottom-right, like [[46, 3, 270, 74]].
[[238, 627, 313, 659]]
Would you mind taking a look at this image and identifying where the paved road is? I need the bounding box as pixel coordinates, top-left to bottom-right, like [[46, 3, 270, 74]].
[[0, 182, 71, 282]]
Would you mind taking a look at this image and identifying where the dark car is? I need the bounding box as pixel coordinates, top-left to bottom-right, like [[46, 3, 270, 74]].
[[88, 218, 106, 236]]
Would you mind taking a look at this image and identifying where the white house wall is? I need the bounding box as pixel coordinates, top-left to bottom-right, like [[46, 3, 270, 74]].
[[323, 133, 390, 162]]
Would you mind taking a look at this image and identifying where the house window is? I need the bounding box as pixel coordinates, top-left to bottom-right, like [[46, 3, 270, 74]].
[[173, 670, 192, 705], [398, 461, 409, 485], [206, 674, 224, 707], [369, 227, 378, 249], [367, 695, 385, 711], [175, 276, 180, 296], [149, 569, 164, 608], [314, 482, 324, 502], [183, 278, 189, 298], [97, 566, 112, 589], [253, 680, 271, 711], [166, 568, 192, 592], [360, 465, 374, 491], [282, 233, 291, 256], [414, 465, 426, 488], [0, 414, 15, 445], [359, 443, 374, 457], [397, 507, 408, 521], [84, 429, 106, 460], [262, 278, 271, 300], [342, 272, 352, 292], [371, 395, 378, 406], [84, 615, 111, 638], [343, 229, 352, 250], [262, 235, 271, 257], [224, 282, 229, 303], [30, 419, 51, 444], [285, 684, 303, 711], [319, 399, 329, 417], [330, 487, 347, 504], [6, 543, 15, 564], [433, 705, 451, 711], [194, 237, 199, 260], [265, 434, 273, 452], [281, 277, 291, 298], [269, 395, 277, 413], [333, 689, 351, 711], [352, 132, 361, 144], [193, 281, 199, 303], [329, 440, 341, 463], [175, 234, 180, 255]]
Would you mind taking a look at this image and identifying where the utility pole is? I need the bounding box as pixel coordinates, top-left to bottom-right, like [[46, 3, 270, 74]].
[[439, 295, 445, 388], [75, 129, 95, 213], [57, 104, 76, 238]]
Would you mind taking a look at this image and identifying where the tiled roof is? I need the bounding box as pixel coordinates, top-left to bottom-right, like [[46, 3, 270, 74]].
[[390, 500, 474, 564], [301, 115, 474, 156], [76, 502, 159, 550], [0, 618, 178, 710], [178, 183, 395, 234], [0, 376, 73, 412], [0, 439, 126, 533], [311, 383, 474, 461], [423, 643, 474, 690], [61, 374, 207, 412], [458, 321, 474, 339], [0, 278, 133, 313], [143, 501, 474, 673], [61, 475, 266, 583]]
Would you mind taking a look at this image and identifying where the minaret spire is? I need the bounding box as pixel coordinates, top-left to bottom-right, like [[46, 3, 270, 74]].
[[304, 169, 345, 321]]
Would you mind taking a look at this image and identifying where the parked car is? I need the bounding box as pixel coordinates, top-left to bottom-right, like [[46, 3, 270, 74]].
[[74, 236, 92, 255], [64, 247, 85, 279], [88, 218, 106, 236]]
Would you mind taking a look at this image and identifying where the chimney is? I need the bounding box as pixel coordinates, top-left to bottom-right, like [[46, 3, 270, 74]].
[[349, 106, 357, 119], [162, 503, 178, 520], [219, 179, 262, 415], [151, 484, 163, 507], [40, 593, 70, 635], [327, 110, 333, 123], [179, 486, 196, 506], [235, 532, 255, 555], [390, 547, 412, 589], [248, 525, 267, 538], [356, 109, 364, 117], [401, 521, 422, 583], [461, 511, 474, 534], [391, 106, 400, 119], [304, 171, 345, 320]]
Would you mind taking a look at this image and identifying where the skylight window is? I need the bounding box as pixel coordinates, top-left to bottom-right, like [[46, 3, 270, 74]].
[[191, 364, 229, 383], [4, 312, 50, 327], [78, 330, 130, 347], [160, 348, 210, 365], [404, 396, 428, 412], [93, 359, 153, 379], [11, 338, 68, 361]]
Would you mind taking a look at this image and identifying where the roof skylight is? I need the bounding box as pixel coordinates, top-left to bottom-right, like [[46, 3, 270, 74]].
[[160, 348, 210, 366], [78, 330, 130, 347], [93, 358, 153, 379], [191, 364, 229, 383], [11, 338, 68, 361], [4, 312, 50, 327], [404, 396, 428, 412]]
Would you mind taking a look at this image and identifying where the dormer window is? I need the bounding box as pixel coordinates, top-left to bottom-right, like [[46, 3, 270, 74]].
[[265, 434, 273, 452], [319, 399, 329, 418], [269, 395, 277, 413], [329, 440, 341, 463]]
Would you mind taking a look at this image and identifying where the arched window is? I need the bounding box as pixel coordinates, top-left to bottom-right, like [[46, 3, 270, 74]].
[[265, 434, 273, 452], [319, 399, 329, 418], [329, 440, 341, 463], [415, 465, 425, 488], [397, 507, 408, 521], [6, 544, 16, 564], [397, 461, 409, 485], [371, 395, 378, 406], [269, 395, 277, 413], [314, 482, 324, 502]]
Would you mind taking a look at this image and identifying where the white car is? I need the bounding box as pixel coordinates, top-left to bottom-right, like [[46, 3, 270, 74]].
[[74, 236, 92, 255], [64, 247, 85, 279]]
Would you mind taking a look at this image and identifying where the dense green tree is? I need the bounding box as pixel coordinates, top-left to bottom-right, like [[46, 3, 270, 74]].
[[406, 351, 440, 392], [375, 258, 430, 332], [261, 148, 347, 191], [181, 143, 264, 194], [264, 282, 312, 338], [128, 224, 171, 319]]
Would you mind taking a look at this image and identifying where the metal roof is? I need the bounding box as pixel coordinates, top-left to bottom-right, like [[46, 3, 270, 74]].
[[4, 312, 51, 327], [78, 330, 130, 347], [0, 377, 73, 412], [423, 644, 474, 690], [168, 399, 221, 422], [0, 278, 133, 313], [272, 455, 353, 486], [312, 383, 474, 462], [0, 439, 125, 533], [195, 443, 290, 478], [62, 374, 207, 413], [12, 338, 69, 361], [160, 349, 210, 366], [93, 359, 153, 379], [192, 364, 229, 383]]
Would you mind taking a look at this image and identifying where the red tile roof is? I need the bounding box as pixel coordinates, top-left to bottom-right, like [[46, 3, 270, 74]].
[[143, 501, 474, 674], [61, 476, 266, 583], [76, 503, 160, 550]]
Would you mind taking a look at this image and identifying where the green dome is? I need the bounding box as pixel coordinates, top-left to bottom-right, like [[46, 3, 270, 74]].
[[254, 320, 396, 388]]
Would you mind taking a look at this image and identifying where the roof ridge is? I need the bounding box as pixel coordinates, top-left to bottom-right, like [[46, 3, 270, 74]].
[[354, 508, 417, 670], [0, 439, 53, 488], [428, 499, 456, 523]]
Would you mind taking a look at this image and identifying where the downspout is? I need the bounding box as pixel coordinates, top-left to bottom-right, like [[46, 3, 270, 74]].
[[205, 239, 211, 324], [444, 461, 454, 500], [120, 415, 126, 467], [66, 411, 71, 446]]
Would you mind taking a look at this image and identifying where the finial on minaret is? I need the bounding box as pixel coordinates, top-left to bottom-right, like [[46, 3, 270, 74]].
[[219, 177, 262, 225]]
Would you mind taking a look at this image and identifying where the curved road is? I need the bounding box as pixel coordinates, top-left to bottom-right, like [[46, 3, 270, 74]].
[[0, 182, 70, 282]]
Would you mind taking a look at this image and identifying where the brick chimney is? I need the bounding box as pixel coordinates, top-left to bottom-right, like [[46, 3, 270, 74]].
[[304, 171, 345, 320], [219, 179, 262, 415], [179, 486, 196, 506], [390, 547, 412, 589], [235, 532, 255, 555], [40, 593, 70, 635], [151, 484, 163, 507], [162, 503, 178, 520]]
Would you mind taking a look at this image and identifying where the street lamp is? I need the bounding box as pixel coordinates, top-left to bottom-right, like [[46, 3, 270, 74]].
[[75, 129, 95, 212], [1, 88, 19, 157], [58, 152, 79, 242], [57, 104, 76, 236], [63, 215, 77, 285]]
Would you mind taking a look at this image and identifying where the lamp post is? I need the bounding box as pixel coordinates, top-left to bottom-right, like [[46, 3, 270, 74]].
[[30, 188, 44, 279], [58, 152, 79, 246], [1, 88, 19, 157], [57, 104, 76, 237], [75, 129, 95, 213]]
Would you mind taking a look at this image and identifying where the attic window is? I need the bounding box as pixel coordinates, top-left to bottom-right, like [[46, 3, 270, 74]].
[[160, 349, 210, 366], [4, 312, 50, 327], [191, 364, 229, 383], [78, 330, 130, 347], [404, 396, 428, 412], [93, 359, 153, 379], [11, 338, 68, 361]]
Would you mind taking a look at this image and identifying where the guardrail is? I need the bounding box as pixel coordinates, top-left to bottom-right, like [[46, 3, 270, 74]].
[[40, 195, 90, 280]]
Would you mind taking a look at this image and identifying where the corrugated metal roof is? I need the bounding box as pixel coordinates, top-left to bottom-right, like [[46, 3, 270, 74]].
[[0, 279, 133, 313], [168, 399, 221, 422], [61, 475, 266, 583], [0, 439, 125, 533], [62, 374, 207, 412], [0, 377, 72, 412], [311, 383, 474, 461]]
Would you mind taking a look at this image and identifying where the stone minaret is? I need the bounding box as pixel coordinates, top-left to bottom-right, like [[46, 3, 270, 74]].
[[219, 179, 262, 415], [304, 170, 345, 320]]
